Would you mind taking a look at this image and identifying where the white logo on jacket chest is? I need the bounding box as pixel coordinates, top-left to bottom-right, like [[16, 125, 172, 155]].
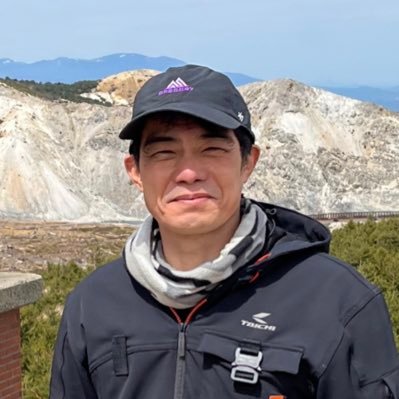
[[241, 312, 277, 331]]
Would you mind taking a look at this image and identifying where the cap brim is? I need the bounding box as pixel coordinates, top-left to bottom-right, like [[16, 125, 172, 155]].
[[119, 103, 244, 140]]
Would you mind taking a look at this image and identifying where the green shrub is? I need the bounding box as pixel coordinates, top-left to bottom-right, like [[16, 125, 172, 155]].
[[21, 263, 94, 399], [331, 218, 399, 346], [0, 77, 108, 106]]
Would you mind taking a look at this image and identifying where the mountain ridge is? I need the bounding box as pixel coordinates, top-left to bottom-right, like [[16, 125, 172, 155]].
[[320, 85, 399, 112], [0, 53, 259, 87], [1, 53, 398, 111]]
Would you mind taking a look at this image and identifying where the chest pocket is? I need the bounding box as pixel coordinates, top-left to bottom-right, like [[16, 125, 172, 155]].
[[197, 332, 311, 399]]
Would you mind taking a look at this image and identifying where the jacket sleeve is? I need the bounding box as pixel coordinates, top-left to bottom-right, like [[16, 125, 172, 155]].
[[49, 297, 98, 399], [316, 293, 399, 398]]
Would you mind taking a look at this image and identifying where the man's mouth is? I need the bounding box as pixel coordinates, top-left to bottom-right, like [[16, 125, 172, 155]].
[[171, 193, 213, 203]]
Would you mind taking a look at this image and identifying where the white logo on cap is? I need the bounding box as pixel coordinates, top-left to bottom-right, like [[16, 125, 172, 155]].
[[237, 112, 244, 122], [158, 77, 193, 96], [165, 78, 190, 89]]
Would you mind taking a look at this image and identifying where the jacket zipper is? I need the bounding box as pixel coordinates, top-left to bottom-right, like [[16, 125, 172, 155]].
[[170, 299, 207, 399], [168, 255, 271, 399], [173, 323, 187, 399]]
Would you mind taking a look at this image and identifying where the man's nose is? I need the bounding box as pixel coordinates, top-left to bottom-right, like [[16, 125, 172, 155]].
[[174, 156, 207, 184]]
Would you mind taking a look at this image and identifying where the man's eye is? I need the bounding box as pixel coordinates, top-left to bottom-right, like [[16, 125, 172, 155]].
[[203, 147, 227, 153], [151, 150, 175, 158]]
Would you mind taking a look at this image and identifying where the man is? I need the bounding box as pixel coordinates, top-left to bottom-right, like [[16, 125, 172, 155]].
[[50, 65, 398, 398]]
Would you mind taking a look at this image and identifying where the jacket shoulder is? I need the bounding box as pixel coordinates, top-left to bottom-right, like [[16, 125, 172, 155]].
[[317, 252, 380, 293], [69, 257, 128, 299], [302, 252, 381, 323]]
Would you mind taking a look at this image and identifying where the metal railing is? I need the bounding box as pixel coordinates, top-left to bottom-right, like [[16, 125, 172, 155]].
[[310, 211, 399, 221]]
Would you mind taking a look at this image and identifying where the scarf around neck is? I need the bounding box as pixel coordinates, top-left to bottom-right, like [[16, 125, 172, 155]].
[[124, 199, 267, 309]]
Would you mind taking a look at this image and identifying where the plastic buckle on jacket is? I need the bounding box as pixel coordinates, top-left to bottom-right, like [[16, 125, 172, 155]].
[[231, 347, 263, 384]]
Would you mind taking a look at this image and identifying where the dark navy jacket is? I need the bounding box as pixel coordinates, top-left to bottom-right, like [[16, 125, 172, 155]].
[[50, 202, 399, 398]]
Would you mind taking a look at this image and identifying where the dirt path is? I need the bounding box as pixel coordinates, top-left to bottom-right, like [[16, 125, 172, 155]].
[[0, 220, 135, 272]]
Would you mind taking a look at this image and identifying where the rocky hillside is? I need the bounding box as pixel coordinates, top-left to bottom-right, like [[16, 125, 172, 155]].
[[0, 75, 398, 222], [0, 82, 143, 221], [81, 69, 159, 106], [242, 79, 399, 212]]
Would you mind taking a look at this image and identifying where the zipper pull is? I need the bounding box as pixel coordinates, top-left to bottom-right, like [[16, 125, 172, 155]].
[[177, 324, 186, 359]]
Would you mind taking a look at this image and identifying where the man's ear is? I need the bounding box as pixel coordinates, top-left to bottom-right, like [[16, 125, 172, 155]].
[[241, 145, 260, 183], [124, 155, 143, 192]]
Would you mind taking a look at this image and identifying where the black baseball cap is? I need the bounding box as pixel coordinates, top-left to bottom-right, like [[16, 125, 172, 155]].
[[119, 64, 255, 142]]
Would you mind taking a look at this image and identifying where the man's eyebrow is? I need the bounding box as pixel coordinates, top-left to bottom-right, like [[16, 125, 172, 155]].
[[142, 134, 176, 148], [141, 130, 235, 149], [200, 130, 235, 143]]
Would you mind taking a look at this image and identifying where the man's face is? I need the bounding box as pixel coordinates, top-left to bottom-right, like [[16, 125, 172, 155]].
[[125, 117, 259, 237]]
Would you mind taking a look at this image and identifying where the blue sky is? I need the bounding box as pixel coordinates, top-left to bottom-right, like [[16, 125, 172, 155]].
[[2, 0, 399, 86]]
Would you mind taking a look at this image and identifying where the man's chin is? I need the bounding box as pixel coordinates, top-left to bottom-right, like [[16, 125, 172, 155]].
[[158, 215, 218, 236]]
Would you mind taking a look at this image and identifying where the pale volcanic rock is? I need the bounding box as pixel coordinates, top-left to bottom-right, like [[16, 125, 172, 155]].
[[240, 79, 399, 213], [1, 76, 399, 222], [81, 70, 159, 105], [0, 83, 140, 221]]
